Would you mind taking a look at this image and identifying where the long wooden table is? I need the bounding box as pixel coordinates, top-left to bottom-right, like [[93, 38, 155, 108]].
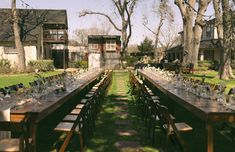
[[138, 69, 235, 152], [9, 70, 103, 151]]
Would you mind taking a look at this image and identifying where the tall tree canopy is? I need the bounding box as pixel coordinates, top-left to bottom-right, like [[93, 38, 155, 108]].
[[137, 37, 154, 53]]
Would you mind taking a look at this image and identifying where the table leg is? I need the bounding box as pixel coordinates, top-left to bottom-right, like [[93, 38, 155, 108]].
[[206, 123, 213, 152], [31, 123, 38, 152]]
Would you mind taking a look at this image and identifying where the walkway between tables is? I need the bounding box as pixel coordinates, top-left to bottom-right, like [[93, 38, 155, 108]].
[[85, 71, 160, 152]]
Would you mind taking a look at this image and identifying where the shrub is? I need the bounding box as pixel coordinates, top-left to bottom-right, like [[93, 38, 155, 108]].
[[74, 60, 88, 69], [68, 61, 75, 68], [198, 60, 212, 68], [209, 60, 220, 71], [198, 60, 220, 71], [28, 60, 55, 72], [124, 56, 138, 66], [194, 66, 208, 71], [0, 58, 11, 73]]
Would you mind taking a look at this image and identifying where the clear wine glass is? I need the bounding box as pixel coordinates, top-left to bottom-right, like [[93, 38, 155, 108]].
[[0, 91, 4, 101], [4, 87, 11, 98]]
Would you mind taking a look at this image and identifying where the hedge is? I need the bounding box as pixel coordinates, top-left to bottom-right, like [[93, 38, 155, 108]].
[[28, 60, 55, 72], [0, 58, 11, 73], [74, 60, 88, 69]]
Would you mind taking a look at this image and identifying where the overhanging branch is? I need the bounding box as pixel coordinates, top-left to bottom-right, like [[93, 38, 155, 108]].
[[142, 23, 157, 36], [79, 11, 122, 32]]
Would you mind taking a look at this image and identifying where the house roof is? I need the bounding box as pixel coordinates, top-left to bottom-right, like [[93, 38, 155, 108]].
[[88, 35, 121, 43], [88, 35, 120, 39], [167, 44, 183, 52], [0, 9, 67, 42]]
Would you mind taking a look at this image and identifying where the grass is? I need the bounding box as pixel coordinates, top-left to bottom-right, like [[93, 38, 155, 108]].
[[184, 70, 235, 93], [85, 72, 160, 152], [0, 71, 62, 88]]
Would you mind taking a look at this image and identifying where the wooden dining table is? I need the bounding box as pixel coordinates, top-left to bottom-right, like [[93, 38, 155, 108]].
[[6, 70, 103, 152], [138, 69, 235, 152]]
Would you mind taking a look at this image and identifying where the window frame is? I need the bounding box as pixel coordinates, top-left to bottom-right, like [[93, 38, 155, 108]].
[[106, 40, 116, 51], [89, 43, 98, 50], [4, 46, 17, 54]]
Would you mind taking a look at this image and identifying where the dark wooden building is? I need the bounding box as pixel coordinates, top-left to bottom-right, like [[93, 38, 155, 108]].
[[0, 9, 68, 68], [88, 35, 121, 69]]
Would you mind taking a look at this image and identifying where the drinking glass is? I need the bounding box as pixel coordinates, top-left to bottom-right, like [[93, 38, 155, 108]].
[[4, 88, 11, 98], [0, 92, 4, 101]]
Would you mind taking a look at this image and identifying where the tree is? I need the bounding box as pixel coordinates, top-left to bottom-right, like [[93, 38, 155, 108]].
[[79, 0, 137, 57], [143, 0, 174, 52], [160, 24, 182, 50], [8, 0, 48, 72], [12, 0, 26, 72], [137, 37, 154, 53], [213, 0, 235, 79], [175, 0, 212, 65], [221, 0, 235, 79]]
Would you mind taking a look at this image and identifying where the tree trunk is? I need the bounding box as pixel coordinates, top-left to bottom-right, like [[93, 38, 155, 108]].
[[12, 0, 26, 72], [121, 22, 127, 58], [176, 0, 211, 67], [213, 0, 225, 78], [182, 23, 185, 64], [192, 0, 212, 66], [154, 13, 164, 60], [175, 0, 195, 64], [185, 14, 194, 64], [221, 0, 234, 79]]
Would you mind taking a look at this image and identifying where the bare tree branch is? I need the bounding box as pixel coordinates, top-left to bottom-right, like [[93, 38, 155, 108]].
[[125, 1, 132, 48], [142, 22, 157, 35], [174, 0, 187, 19], [79, 10, 122, 32], [112, 0, 123, 16]]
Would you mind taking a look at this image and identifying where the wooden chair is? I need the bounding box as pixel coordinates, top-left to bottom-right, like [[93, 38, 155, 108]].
[[54, 106, 87, 152], [159, 105, 192, 152], [0, 117, 31, 152]]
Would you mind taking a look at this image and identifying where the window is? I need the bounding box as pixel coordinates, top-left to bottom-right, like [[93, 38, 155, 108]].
[[89, 43, 98, 50], [43, 29, 65, 41], [106, 40, 116, 51], [4, 46, 17, 54]]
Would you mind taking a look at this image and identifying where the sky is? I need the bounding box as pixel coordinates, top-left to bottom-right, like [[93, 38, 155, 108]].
[[0, 0, 215, 44]]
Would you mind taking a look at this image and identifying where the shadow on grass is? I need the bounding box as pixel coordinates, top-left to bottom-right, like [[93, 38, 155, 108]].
[[85, 71, 160, 152], [186, 73, 214, 79]]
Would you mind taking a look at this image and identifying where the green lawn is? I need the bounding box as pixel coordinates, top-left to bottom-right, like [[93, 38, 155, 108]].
[[85, 72, 160, 152], [184, 70, 235, 93], [0, 71, 63, 88]]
